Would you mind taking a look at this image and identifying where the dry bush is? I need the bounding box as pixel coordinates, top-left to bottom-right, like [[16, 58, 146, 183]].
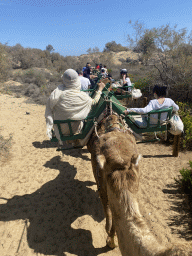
[[13, 69, 47, 87], [5, 81, 59, 105], [49, 73, 63, 83], [76, 56, 91, 70], [24, 83, 41, 97], [24, 82, 59, 105], [7, 66, 61, 105], [53, 59, 68, 73], [0, 43, 12, 82], [0, 134, 12, 165], [7, 45, 54, 70]]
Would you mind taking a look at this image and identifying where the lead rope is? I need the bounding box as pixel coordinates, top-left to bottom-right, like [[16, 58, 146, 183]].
[[104, 98, 125, 108], [93, 117, 101, 191], [154, 132, 158, 140], [96, 164, 101, 191], [93, 118, 100, 139], [110, 98, 112, 115]]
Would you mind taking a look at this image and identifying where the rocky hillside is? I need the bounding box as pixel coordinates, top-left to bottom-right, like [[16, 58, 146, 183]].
[[77, 50, 140, 66]]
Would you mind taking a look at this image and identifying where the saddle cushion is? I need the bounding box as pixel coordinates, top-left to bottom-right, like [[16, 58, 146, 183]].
[[129, 115, 148, 128]]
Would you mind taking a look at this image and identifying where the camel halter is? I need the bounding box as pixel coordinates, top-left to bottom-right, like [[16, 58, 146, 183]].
[[93, 96, 133, 140]]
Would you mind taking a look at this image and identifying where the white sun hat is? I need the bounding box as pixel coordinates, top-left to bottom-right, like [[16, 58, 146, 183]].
[[120, 69, 128, 73], [63, 69, 81, 90]]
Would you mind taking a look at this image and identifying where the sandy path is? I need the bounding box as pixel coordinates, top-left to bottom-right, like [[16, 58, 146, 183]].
[[0, 93, 191, 256]]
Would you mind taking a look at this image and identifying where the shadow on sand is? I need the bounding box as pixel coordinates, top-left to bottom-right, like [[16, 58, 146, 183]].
[[163, 182, 192, 241], [33, 140, 91, 161], [32, 140, 59, 149], [142, 154, 174, 158], [0, 156, 110, 256]]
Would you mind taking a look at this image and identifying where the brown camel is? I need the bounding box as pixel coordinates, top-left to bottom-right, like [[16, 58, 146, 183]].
[[87, 114, 192, 256]]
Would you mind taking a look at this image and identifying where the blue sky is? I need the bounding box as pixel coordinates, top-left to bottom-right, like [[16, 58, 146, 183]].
[[0, 0, 192, 56]]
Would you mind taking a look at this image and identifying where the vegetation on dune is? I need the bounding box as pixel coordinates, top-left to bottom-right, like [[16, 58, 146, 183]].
[[177, 102, 192, 150], [0, 43, 12, 82], [176, 161, 192, 195], [103, 41, 129, 52]]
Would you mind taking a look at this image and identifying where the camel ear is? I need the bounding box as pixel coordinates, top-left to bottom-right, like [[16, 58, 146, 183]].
[[96, 154, 106, 169], [131, 154, 142, 166]]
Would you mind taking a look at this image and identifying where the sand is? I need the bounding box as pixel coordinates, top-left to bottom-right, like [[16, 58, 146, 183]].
[[0, 93, 191, 256]]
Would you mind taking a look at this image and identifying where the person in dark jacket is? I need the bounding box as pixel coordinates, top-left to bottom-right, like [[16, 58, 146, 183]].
[[83, 63, 97, 81], [83, 63, 91, 79]]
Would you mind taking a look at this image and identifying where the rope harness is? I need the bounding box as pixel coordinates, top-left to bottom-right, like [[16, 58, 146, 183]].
[[93, 101, 132, 191], [93, 97, 129, 140]]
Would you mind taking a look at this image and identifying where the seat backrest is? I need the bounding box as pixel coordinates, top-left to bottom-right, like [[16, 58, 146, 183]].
[[125, 107, 173, 133], [53, 95, 107, 141], [109, 82, 134, 99], [145, 107, 173, 128]]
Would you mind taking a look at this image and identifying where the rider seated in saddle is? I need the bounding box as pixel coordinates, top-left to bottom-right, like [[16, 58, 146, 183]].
[[120, 69, 132, 92], [124, 85, 179, 127], [76, 69, 91, 95], [101, 68, 108, 78], [45, 69, 105, 143], [112, 69, 133, 95]]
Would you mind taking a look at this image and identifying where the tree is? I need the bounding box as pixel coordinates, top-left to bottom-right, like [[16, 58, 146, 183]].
[[86, 47, 100, 54], [127, 20, 145, 51], [103, 41, 128, 52], [46, 44, 54, 53], [127, 21, 192, 97], [86, 47, 92, 54], [136, 30, 156, 54], [151, 24, 191, 86], [127, 20, 156, 64], [92, 46, 100, 53]]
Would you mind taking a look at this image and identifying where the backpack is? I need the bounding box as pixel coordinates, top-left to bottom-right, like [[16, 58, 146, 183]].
[[131, 89, 142, 99], [168, 114, 184, 135]]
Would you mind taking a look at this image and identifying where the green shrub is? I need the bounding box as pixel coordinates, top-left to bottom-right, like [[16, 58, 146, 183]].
[[178, 102, 192, 149], [133, 77, 152, 91], [107, 69, 112, 74], [177, 161, 192, 194]]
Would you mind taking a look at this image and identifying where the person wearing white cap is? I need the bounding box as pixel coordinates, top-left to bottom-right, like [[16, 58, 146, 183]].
[[45, 69, 105, 142], [120, 69, 132, 92], [101, 68, 108, 78]]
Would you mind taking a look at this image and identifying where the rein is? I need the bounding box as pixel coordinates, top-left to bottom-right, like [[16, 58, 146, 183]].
[[107, 126, 127, 133], [94, 114, 128, 140], [105, 121, 125, 133], [93, 96, 131, 139]]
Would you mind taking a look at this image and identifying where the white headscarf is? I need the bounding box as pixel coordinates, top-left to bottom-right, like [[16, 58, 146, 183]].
[[45, 69, 93, 139]]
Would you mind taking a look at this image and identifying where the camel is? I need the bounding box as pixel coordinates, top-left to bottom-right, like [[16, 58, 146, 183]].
[[87, 113, 192, 256]]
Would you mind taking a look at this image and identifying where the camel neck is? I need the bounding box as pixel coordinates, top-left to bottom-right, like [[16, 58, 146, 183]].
[[107, 187, 167, 256]]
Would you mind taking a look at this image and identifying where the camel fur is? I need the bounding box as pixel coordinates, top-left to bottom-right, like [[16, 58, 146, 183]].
[[87, 114, 192, 256]]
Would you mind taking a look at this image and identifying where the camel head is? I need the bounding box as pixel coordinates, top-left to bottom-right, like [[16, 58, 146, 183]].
[[97, 125, 142, 196], [104, 114, 125, 133]]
